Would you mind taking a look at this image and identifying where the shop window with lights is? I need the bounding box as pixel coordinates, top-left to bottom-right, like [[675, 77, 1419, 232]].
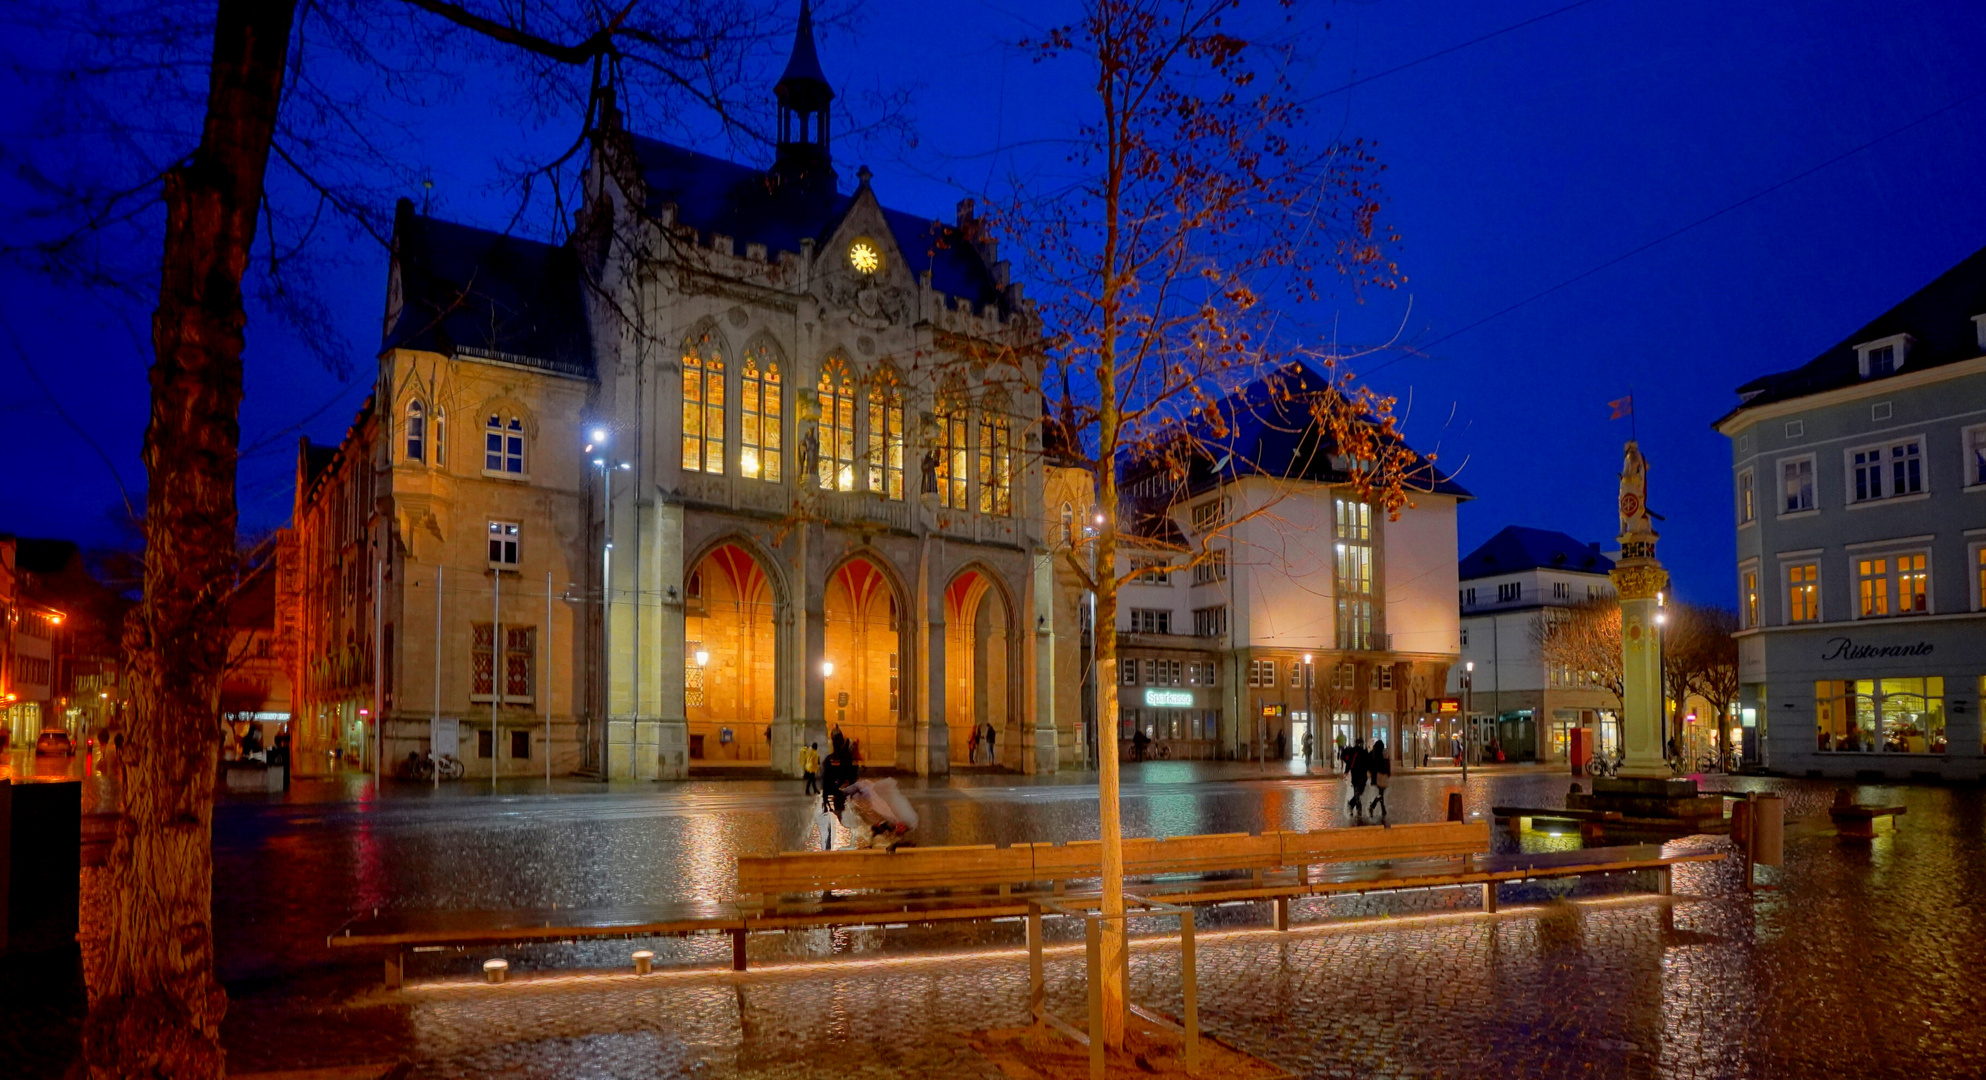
[[1815, 677, 1943, 753]]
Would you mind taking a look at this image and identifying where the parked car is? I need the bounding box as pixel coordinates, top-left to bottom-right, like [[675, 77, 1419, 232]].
[[35, 729, 75, 756]]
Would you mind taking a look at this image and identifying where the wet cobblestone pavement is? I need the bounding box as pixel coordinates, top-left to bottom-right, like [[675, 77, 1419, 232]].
[[11, 765, 1986, 1078]]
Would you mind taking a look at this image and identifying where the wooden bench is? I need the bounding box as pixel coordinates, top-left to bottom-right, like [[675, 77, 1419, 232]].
[[1829, 794, 1905, 839], [333, 821, 1723, 982]]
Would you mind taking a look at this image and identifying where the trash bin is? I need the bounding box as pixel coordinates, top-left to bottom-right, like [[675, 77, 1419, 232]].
[[1750, 794, 1784, 867]]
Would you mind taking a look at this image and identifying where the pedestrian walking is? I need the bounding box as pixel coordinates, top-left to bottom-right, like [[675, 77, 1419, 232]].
[[1301, 730, 1314, 763], [1346, 739, 1369, 820], [1368, 738, 1391, 823], [968, 725, 982, 764], [1275, 727, 1287, 761], [984, 723, 997, 765], [801, 741, 820, 795]]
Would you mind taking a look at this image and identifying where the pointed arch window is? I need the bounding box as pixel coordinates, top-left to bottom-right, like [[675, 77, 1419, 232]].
[[818, 356, 856, 491], [485, 414, 525, 475], [937, 379, 969, 509], [432, 407, 446, 466], [405, 400, 426, 463], [741, 344, 782, 482], [682, 332, 725, 474], [977, 396, 1012, 516], [867, 368, 905, 499]]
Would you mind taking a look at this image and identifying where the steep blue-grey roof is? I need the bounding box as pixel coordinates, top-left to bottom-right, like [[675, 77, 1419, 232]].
[[1122, 362, 1470, 501], [1724, 240, 1986, 415], [627, 135, 1006, 311], [777, 0, 831, 92], [381, 199, 593, 377], [1458, 525, 1613, 581]]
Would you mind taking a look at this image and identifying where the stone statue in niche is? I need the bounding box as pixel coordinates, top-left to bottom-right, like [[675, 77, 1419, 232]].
[[920, 448, 940, 495], [799, 425, 820, 485]]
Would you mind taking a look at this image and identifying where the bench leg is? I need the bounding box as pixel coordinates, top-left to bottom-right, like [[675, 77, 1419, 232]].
[[1655, 866, 1672, 896], [1273, 896, 1290, 932], [384, 953, 403, 989], [1482, 882, 1498, 914], [731, 929, 748, 972]]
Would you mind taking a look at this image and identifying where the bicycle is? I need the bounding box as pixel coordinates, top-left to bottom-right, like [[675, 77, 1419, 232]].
[[1585, 752, 1621, 778], [434, 753, 465, 781]]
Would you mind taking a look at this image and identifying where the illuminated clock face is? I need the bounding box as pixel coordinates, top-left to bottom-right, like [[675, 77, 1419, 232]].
[[848, 239, 881, 275]]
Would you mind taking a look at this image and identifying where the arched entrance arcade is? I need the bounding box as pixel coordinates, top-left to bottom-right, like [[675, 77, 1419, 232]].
[[684, 542, 780, 764], [822, 555, 902, 768], [946, 566, 1020, 768]]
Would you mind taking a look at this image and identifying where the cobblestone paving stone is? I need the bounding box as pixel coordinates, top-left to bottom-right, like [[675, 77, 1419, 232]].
[[16, 767, 1985, 1078]]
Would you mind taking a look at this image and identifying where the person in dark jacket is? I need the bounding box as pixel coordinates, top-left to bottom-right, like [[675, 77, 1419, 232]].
[[1367, 738, 1392, 823], [1346, 740, 1369, 820]]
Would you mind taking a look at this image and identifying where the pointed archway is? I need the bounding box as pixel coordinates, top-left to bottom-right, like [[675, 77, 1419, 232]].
[[822, 555, 901, 768], [946, 567, 1018, 767], [684, 542, 779, 763]]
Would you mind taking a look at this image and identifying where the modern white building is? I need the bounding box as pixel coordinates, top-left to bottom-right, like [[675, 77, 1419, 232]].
[[1716, 244, 1986, 779], [1094, 366, 1469, 769], [1444, 526, 1617, 763]]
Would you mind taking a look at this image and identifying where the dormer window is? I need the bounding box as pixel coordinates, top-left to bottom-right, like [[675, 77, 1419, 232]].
[[1856, 334, 1911, 379]]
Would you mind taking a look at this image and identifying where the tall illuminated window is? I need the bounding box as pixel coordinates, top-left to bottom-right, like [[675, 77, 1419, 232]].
[[740, 345, 781, 482], [866, 369, 904, 499], [978, 407, 1012, 516], [938, 380, 969, 509], [1334, 498, 1374, 650], [1787, 562, 1818, 623], [1897, 553, 1928, 613], [682, 333, 725, 473], [1742, 569, 1759, 628], [1857, 557, 1889, 617], [818, 356, 856, 491]]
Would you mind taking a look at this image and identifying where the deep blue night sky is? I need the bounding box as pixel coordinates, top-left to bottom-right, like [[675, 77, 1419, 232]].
[[4, 0, 1986, 609]]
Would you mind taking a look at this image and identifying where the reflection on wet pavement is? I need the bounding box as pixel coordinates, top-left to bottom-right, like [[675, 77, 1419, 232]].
[[19, 764, 1986, 1078]]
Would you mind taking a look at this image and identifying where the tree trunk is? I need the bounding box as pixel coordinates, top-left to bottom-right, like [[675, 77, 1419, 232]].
[[79, 3, 295, 1077]]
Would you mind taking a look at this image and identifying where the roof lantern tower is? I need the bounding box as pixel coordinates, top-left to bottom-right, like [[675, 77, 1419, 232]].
[[773, 0, 836, 192]]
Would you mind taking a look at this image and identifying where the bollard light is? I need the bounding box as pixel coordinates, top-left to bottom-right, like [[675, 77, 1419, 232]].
[[632, 950, 654, 975], [483, 958, 509, 984]]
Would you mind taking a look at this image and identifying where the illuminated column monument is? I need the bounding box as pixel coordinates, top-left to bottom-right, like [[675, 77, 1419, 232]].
[[1610, 441, 1669, 778]]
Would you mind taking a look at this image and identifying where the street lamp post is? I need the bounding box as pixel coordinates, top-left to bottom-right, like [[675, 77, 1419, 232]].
[[1462, 661, 1474, 783], [586, 428, 631, 774], [1302, 653, 1314, 773]]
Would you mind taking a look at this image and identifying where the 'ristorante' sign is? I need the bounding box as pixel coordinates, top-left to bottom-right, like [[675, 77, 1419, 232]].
[[1821, 636, 1934, 661]]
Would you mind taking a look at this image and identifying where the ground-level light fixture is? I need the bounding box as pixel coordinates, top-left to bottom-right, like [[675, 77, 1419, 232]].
[[632, 950, 654, 975], [483, 958, 509, 984], [694, 649, 710, 667], [821, 660, 835, 679]]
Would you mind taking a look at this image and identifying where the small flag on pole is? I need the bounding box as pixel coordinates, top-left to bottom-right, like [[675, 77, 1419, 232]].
[[1609, 395, 1634, 420]]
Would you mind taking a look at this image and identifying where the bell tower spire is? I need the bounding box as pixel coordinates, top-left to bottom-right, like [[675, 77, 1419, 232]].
[[773, 0, 836, 192]]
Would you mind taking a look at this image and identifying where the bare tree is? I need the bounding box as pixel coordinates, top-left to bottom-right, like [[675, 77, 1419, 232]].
[[5, 3, 840, 1075], [988, 0, 1408, 1048], [1673, 604, 1740, 764], [1535, 598, 1624, 705]]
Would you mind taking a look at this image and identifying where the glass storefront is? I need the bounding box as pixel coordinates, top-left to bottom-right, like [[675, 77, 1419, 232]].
[[1815, 677, 1945, 753]]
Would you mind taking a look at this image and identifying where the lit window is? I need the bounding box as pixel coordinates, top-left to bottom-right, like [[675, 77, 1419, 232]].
[[1787, 563, 1818, 623], [817, 356, 856, 491], [740, 345, 781, 482], [1857, 557, 1889, 617], [488, 521, 519, 566], [1815, 677, 1943, 753], [866, 369, 904, 499], [1742, 569, 1759, 628], [1976, 546, 1986, 611], [937, 380, 969, 510], [1334, 499, 1374, 650], [682, 333, 725, 474], [1897, 553, 1928, 613], [978, 409, 1013, 516], [405, 399, 426, 462]]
